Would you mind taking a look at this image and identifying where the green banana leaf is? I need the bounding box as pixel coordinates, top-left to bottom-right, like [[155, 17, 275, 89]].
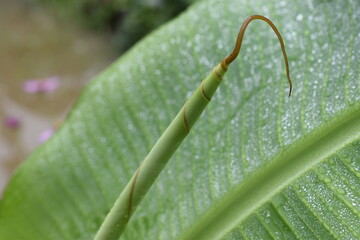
[[1, 0, 359, 239]]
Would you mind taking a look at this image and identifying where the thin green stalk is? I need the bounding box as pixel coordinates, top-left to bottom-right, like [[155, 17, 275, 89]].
[[94, 15, 292, 240]]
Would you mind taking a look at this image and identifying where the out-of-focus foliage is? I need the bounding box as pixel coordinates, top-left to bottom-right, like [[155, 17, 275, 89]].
[[32, 0, 197, 53]]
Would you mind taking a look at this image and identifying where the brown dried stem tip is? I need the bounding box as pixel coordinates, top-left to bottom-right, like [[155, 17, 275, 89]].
[[221, 15, 293, 97]]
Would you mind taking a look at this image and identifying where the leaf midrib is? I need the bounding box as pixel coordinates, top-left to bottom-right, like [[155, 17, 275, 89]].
[[177, 103, 360, 240]]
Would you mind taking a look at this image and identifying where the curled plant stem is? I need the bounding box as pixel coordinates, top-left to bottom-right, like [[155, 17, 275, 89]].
[[94, 15, 292, 240], [222, 15, 292, 96]]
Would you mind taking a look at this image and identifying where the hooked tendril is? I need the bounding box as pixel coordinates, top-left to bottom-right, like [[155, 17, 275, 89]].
[[221, 15, 292, 97]]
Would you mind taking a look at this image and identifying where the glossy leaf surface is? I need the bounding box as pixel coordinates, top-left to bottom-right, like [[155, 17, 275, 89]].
[[0, 0, 359, 239]]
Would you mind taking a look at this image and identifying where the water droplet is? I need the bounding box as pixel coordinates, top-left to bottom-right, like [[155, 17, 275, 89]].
[[279, 1, 287, 7], [296, 14, 303, 21], [317, 166, 326, 174], [264, 210, 271, 217], [324, 177, 331, 183], [337, 188, 346, 195]]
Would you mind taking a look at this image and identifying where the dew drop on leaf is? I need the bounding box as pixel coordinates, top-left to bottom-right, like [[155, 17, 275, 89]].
[[336, 188, 346, 195], [296, 14, 303, 21], [323, 177, 332, 183]]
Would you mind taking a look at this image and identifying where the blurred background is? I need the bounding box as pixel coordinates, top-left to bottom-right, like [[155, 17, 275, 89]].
[[0, 0, 195, 197]]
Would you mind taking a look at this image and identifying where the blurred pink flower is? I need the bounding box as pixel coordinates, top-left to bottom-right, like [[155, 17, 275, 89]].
[[37, 120, 62, 144], [38, 128, 55, 144], [23, 76, 60, 94], [5, 116, 20, 129]]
